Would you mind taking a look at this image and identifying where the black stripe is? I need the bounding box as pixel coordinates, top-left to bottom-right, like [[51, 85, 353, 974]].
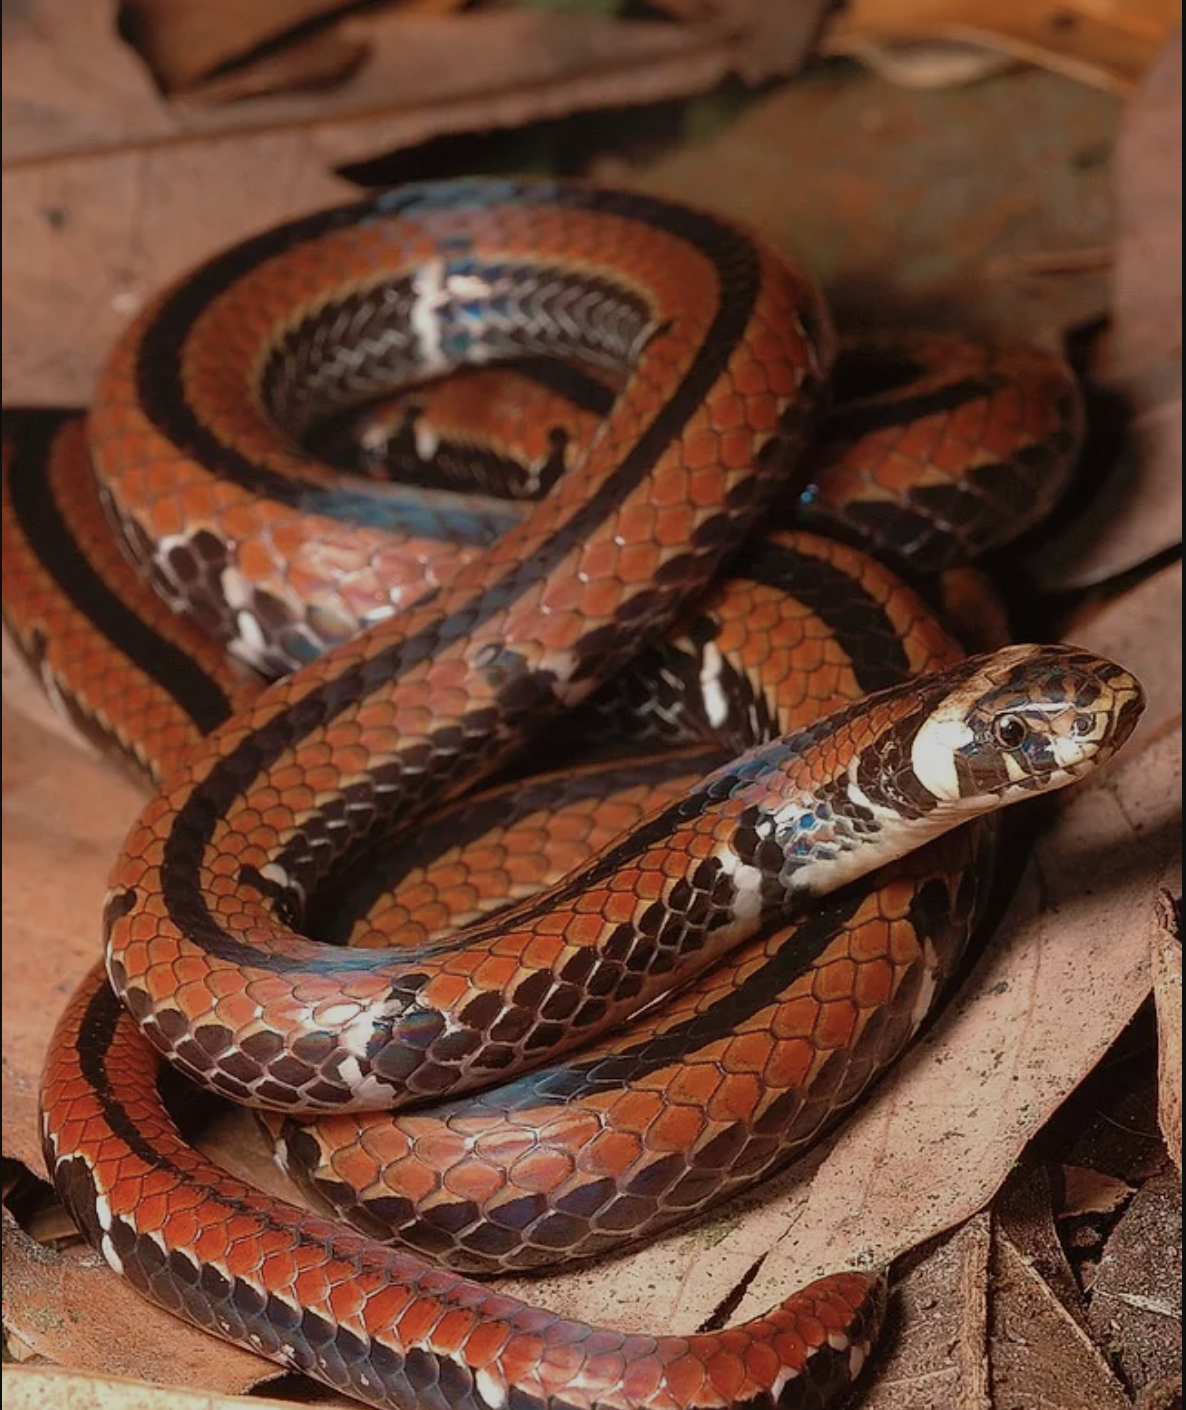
[[75, 976, 187, 1172], [309, 749, 724, 946], [485, 886, 866, 1110], [157, 182, 775, 970], [739, 539, 912, 696], [4, 409, 234, 737], [498, 356, 618, 418], [823, 375, 1001, 440]]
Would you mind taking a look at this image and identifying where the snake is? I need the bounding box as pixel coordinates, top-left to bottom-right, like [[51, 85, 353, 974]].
[[1, 179, 1145, 1410]]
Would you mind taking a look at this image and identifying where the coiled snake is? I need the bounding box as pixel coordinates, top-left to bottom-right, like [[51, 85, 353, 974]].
[[2, 180, 1144, 1410]]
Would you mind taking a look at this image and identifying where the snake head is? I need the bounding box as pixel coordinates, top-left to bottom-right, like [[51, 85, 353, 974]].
[[909, 643, 1145, 807]]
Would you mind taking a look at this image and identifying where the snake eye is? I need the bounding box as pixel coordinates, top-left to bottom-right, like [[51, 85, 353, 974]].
[[1071, 712, 1096, 737], [993, 714, 1028, 749]]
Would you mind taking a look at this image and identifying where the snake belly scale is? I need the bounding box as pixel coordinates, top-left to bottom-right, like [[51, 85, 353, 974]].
[[0, 178, 1145, 1410]]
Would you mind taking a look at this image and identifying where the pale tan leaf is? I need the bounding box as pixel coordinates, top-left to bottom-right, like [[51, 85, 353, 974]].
[[822, 0, 1181, 96], [1153, 893, 1183, 1174], [1027, 31, 1182, 590], [1, 1362, 354, 1409]]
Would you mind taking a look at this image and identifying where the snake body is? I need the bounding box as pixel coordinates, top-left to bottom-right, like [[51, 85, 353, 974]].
[[3, 180, 1145, 1410]]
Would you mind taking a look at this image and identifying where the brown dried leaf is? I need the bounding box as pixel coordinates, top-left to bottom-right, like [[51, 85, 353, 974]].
[[180, 31, 370, 107], [1088, 1169, 1184, 1393], [854, 1215, 993, 1410], [1027, 31, 1182, 590], [822, 0, 1181, 95], [1, 1363, 353, 1409], [1153, 893, 1184, 1174], [0, 1212, 282, 1399], [119, 0, 365, 93], [1, 146, 355, 405], [1059, 1165, 1137, 1219], [1, 696, 145, 1175], [2, 6, 758, 404], [997, 1163, 1090, 1329], [990, 1229, 1132, 1409], [3, 4, 748, 167]]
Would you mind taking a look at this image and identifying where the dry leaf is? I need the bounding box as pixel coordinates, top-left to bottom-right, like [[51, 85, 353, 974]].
[[1, 145, 356, 405], [632, 62, 1119, 348], [1, 699, 145, 1174], [823, 0, 1182, 95], [997, 1163, 1091, 1329], [1, 1363, 353, 1410], [119, 0, 366, 93], [2, 5, 767, 404], [1027, 31, 1182, 590], [1088, 1169, 1184, 1393], [990, 1230, 1132, 1408], [0, 1212, 282, 1399], [1153, 893, 1184, 1174], [855, 1215, 993, 1410], [1060, 1164, 1137, 1219]]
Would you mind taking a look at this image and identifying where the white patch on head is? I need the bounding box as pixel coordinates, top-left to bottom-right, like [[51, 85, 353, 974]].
[[698, 642, 730, 729], [828, 1333, 851, 1352], [910, 714, 975, 803], [850, 1342, 868, 1379]]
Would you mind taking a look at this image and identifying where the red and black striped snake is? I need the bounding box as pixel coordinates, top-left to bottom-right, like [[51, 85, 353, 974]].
[[3, 180, 1144, 1410]]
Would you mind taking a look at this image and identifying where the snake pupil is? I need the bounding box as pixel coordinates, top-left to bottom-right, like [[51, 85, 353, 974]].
[[993, 714, 1028, 749]]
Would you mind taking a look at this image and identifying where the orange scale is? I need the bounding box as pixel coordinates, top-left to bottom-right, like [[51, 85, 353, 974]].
[[443, 1159, 505, 1206], [644, 1103, 703, 1153], [770, 994, 817, 1041], [160, 1207, 202, 1250], [662, 1352, 709, 1404], [889, 917, 924, 965], [469, 954, 521, 989], [762, 1037, 814, 1091], [706, 1072, 761, 1124], [813, 999, 858, 1051], [324, 1138, 382, 1191], [461, 1318, 511, 1368], [579, 577, 627, 620], [812, 957, 857, 1003], [705, 1348, 748, 1400], [193, 1222, 232, 1264], [721, 1030, 773, 1075], [393, 1295, 445, 1346], [854, 956, 896, 1009], [507, 1148, 575, 1195], [846, 917, 891, 964], [521, 932, 566, 969], [564, 912, 609, 948], [327, 1278, 368, 1325], [419, 973, 472, 1011]]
